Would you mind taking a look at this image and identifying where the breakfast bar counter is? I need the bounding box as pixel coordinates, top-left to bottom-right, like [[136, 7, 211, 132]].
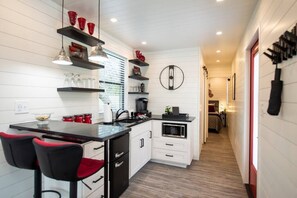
[[9, 120, 131, 142]]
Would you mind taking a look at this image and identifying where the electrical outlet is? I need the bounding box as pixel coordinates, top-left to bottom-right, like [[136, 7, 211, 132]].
[[15, 100, 29, 114]]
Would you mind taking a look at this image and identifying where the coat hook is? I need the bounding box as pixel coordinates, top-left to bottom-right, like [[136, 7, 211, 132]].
[[263, 52, 281, 65], [285, 31, 297, 41]]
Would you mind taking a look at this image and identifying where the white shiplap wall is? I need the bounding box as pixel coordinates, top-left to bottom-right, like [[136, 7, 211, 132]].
[[229, 0, 297, 197], [0, 0, 133, 197], [145, 48, 202, 159]]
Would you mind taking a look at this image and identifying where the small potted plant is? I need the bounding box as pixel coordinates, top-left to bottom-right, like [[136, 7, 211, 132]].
[[165, 106, 172, 114]]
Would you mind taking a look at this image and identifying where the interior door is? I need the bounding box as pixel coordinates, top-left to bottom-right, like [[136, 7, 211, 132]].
[[249, 41, 259, 198]]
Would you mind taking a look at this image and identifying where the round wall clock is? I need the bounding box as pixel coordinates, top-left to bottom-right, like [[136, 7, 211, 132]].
[[159, 65, 184, 90]]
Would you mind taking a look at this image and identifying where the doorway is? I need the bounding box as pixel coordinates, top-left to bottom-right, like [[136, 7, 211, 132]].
[[249, 41, 259, 198]]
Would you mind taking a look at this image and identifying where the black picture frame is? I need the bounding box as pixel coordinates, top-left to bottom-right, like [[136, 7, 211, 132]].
[[232, 73, 236, 100]]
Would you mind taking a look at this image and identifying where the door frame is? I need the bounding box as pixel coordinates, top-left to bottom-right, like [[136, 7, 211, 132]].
[[249, 40, 258, 198]]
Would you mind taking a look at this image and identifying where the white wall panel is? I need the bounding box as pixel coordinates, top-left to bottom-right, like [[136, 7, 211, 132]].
[[144, 48, 201, 159], [0, 0, 133, 196], [229, 0, 297, 197]]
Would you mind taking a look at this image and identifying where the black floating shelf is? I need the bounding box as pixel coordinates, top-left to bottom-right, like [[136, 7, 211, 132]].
[[128, 92, 149, 95], [129, 59, 149, 66], [57, 87, 105, 93], [70, 57, 104, 70], [57, 26, 105, 46], [128, 75, 149, 80]]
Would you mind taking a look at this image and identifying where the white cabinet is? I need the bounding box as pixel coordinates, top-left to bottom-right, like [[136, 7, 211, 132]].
[[129, 121, 152, 178], [151, 120, 193, 168], [44, 140, 105, 198]]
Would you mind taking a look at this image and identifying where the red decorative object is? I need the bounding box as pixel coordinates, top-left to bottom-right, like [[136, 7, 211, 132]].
[[78, 17, 86, 30], [74, 114, 83, 123], [83, 113, 92, 124], [62, 116, 74, 122], [87, 22, 95, 35], [68, 11, 77, 26], [135, 50, 145, 62]]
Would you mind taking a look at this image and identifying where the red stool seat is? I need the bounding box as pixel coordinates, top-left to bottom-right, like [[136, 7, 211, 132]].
[[0, 132, 61, 198], [33, 138, 105, 198]]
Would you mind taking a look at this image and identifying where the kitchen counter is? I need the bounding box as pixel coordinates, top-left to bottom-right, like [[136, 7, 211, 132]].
[[10, 120, 131, 142], [150, 114, 195, 122]]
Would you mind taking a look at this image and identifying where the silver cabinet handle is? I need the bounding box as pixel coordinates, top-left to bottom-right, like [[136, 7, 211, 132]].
[[165, 154, 173, 157], [115, 152, 124, 158], [93, 176, 104, 183], [150, 131, 152, 138], [165, 143, 174, 146], [93, 145, 104, 150], [115, 161, 124, 168]]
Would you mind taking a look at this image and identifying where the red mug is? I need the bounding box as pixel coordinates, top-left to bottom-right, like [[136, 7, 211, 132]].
[[78, 17, 86, 30], [68, 11, 77, 26], [62, 116, 73, 122], [87, 22, 95, 35], [74, 114, 83, 123]]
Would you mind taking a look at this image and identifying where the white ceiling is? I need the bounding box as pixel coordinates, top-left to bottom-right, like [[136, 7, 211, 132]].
[[53, 0, 258, 66]]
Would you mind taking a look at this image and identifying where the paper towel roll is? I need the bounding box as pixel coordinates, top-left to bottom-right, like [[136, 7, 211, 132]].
[[104, 104, 113, 123]]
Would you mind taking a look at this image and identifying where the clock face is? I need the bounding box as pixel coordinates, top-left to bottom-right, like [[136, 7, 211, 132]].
[[159, 65, 184, 90]]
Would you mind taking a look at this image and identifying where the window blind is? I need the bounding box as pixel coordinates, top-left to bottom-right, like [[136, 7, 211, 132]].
[[99, 51, 125, 111]]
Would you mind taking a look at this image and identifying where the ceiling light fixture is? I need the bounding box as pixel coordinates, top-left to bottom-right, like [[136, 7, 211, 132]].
[[216, 50, 221, 53], [141, 41, 147, 45], [89, 0, 108, 62], [216, 31, 223, 35], [52, 0, 72, 65], [216, 0, 224, 2], [110, 18, 118, 23], [216, 60, 221, 63]]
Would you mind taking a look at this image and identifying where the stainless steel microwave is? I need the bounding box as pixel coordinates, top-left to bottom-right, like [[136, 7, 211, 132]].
[[162, 122, 187, 138]]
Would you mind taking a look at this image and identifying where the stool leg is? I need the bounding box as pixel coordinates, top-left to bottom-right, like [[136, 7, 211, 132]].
[[70, 181, 77, 198], [34, 169, 42, 198]]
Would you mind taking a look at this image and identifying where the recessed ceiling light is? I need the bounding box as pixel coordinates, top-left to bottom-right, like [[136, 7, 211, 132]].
[[141, 41, 147, 45], [110, 18, 118, 23], [216, 31, 223, 35], [216, 60, 220, 63], [216, 0, 224, 2], [216, 50, 221, 53]]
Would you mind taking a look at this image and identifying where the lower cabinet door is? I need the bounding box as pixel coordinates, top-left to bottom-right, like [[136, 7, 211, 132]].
[[87, 185, 104, 198], [110, 153, 129, 198]]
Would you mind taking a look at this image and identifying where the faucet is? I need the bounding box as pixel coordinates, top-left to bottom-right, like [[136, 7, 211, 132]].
[[115, 109, 129, 120]]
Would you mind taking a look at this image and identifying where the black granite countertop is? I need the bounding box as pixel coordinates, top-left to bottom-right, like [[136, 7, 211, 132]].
[[10, 120, 131, 142], [150, 115, 195, 122], [101, 114, 196, 128]]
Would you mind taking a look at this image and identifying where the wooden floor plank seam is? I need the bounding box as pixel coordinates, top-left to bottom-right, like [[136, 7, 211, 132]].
[[121, 127, 248, 198]]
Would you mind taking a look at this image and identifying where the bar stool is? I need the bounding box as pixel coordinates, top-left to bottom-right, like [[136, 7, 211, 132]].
[[0, 132, 61, 198], [32, 138, 105, 198]]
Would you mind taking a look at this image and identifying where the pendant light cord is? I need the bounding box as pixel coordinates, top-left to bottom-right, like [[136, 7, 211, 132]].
[[98, 0, 100, 40], [61, 0, 64, 49]]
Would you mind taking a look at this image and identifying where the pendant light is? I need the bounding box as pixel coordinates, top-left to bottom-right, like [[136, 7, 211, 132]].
[[89, 0, 108, 62], [52, 0, 72, 65]]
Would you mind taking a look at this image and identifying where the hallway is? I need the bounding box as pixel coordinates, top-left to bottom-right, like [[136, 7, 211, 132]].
[[121, 128, 248, 198]]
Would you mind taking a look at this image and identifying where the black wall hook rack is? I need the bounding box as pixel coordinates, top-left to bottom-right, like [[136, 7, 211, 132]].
[[264, 23, 297, 65]]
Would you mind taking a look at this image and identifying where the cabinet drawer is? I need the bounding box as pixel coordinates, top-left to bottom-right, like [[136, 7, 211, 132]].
[[152, 148, 188, 164], [130, 121, 151, 138], [83, 141, 104, 158], [153, 138, 187, 152], [87, 185, 104, 198], [82, 168, 104, 197]]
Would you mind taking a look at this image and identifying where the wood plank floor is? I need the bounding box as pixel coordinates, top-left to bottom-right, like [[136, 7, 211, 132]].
[[121, 127, 248, 198]]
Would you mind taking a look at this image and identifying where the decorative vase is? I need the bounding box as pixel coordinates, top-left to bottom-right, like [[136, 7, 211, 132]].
[[87, 22, 95, 35], [78, 17, 86, 30], [68, 11, 77, 26]]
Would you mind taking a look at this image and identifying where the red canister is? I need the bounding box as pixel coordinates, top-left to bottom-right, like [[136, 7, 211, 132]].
[[83, 113, 92, 124], [62, 115, 73, 122], [74, 114, 84, 123]]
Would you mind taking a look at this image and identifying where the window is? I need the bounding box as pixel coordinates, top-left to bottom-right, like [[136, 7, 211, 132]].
[[99, 51, 125, 112]]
